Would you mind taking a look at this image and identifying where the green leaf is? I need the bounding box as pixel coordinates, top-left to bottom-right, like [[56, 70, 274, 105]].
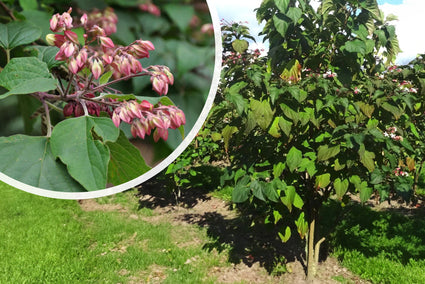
[[315, 173, 330, 189], [226, 82, 247, 115], [250, 99, 274, 130], [0, 21, 41, 50], [288, 86, 307, 103], [106, 131, 151, 186], [268, 117, 282, 138], [0, 135, 85, 192], [251, 180, 266, 201], [356, 102, 375, 118], [232, 176, 251, 203], [278, 117, 292, 136], [50, 116, 120, 191], [293, 193, 304, 209], [381, 102, 403, 120], [163, 4, 194, 32], [359, 144, 375, 172], [317, 145, 340, 162], [295, 212, 308, 239], [273, 162, 285, 179], [275, 0, 290, 13], [273, 14, 291, 37], [286, 146, 302, 172], [264, 182, 279, 202], [334, 178, 349, 199], [222, 125, 238, 153], [359, 182, 372, 203], [410, 123, 420, 139], [278, 226, 291, 242], [99, 70, 113, 85], [286, 7, 302, 23], [19, 0, 38, 10], [232, 39, 249, 54], [281, 185, 295, 212], [344, 40, 366, 55], [25, 45, 62, 69], [0, 57, 57, 99]]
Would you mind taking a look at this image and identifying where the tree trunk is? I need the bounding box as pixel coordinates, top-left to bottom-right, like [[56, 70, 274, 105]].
[[305, 197, 326, 281], [306, 214, 316, 281]]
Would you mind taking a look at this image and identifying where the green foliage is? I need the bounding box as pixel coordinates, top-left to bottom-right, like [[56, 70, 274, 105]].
[[208, 1, 425, 279], [325, 202, 425, 283], [0, 0, 215, 192], [0, 57, 57, 98]]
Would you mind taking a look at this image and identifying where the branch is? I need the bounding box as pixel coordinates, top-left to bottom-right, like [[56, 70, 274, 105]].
[[0, 1, 16, 21]]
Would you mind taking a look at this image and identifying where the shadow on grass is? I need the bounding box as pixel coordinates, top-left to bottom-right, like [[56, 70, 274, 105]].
[[137, 166, 307, 274], [137, 166, 425, 276], [137, 165, 224, 209], [322, 200, 425, 265]]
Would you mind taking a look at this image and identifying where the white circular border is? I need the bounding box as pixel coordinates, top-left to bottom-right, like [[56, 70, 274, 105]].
[[0, 0, 222, 200]]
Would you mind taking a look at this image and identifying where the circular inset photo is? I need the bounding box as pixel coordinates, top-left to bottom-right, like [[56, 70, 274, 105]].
[[0, 0, 221, 199]]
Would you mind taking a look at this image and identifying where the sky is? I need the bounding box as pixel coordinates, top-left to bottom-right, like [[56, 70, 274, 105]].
[[212, 0, 425, 64]]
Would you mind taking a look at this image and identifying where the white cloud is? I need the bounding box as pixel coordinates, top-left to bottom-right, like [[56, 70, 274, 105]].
[[211, 0, 425, 64], [379, 0, 425, 64], [211, 0, 265, 43]]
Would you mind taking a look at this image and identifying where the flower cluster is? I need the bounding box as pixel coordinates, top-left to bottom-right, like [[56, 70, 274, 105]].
[[112, 100, 186, 141], [394, 167, 409, 177], [139, 1, 161, 17], [46, 7, 168, 89], [322, 70, 337, 78], [398, 80, 417, 93], [383, 126, 403, 141], [46, 8, 184, 141], [63, 94, 113, 117]]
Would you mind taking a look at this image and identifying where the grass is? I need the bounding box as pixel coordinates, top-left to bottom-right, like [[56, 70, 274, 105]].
[[322, 200, 425, 284], [0, 182, 230, 283]]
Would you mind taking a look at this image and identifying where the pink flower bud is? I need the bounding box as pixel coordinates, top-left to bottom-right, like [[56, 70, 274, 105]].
[[46, 34, 65, 48], [64, 30, 79, 44], [140, 100, 153, 111], [76, 49, 88, 68], [153, 128, 168, 142], [74, 103, 84, 117], [91, 58, 103, 80], [128, 101, 142, 118], [63, 11, 73, 29], [99, 36, 114, 49], [139, 3, 161, 17], [102, 54, 114, 65], [46, 34, 56, 46], [131, 119, 146, 139], [68, 58, 79, 74], [112, 109, 121, 127], [130, 57, 143, 74], [118, 106, 132, 123], [61, 41, 76, 58], [63, 102, 75, 117], [50, 14, 59, 32], [81, 13, 88, 25], [201, 23, 214, 36], [151, 76, 168, 96]]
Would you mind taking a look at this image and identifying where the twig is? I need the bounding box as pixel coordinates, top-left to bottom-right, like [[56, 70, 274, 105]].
[[0, 1, 16, 21]]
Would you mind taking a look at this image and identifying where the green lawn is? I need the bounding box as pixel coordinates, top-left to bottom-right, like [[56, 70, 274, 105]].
[[0, 182, 227, 283], [323, 201, 425, 284]]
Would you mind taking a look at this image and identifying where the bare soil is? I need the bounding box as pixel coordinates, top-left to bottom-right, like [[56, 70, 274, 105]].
[[79, 184, 373, 284]]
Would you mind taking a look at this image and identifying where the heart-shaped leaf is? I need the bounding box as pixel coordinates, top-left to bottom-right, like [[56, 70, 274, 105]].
[[0, 135, 85, 192], [0, 57, 57, 99], [106, 131, 151, 185], [50, 116, 120, 191], [0, 21, 41, 50]]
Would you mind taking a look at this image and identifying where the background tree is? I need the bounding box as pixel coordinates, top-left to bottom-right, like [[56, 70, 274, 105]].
[[214, 0, 424, 280]]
